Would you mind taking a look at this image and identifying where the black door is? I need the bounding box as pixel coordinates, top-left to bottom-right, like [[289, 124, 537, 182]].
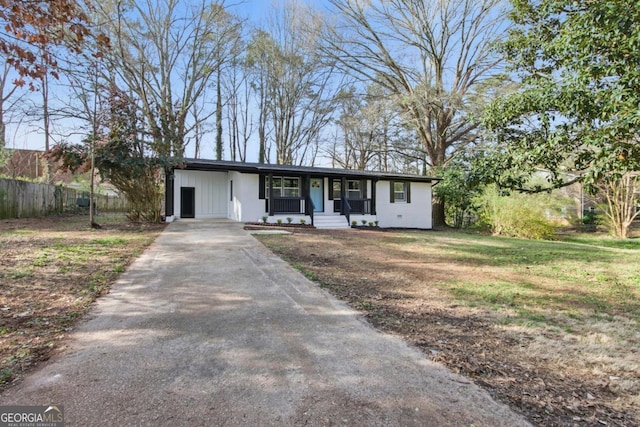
[[180, 187, 195, 218]]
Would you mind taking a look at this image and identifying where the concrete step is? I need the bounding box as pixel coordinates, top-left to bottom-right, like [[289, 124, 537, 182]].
[[313, 215, 351, 229]]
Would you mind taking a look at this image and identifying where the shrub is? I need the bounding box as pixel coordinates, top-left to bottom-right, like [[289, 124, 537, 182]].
[[361, 219, 367, 225], [351, 220, 357, 226], [374, 220, 379, 226], [276, 218, 283, 224], [261, 215, 268, 223], [474, 185, 556, 240], [368, 222, 374, 227], [299, 218, 306, 225], [286, 217, 293, 224]]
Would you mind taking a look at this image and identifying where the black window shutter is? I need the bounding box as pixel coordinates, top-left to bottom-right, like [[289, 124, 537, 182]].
[[406, 182, 411, 203], [259, 175, 265, 199], [360, 179, 367, 198], [390, 181, 395, 203]]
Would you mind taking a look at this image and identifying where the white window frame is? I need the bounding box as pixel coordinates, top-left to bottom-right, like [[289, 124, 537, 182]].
[[394, 181, 407, 202], [347, 180, 361, 200]]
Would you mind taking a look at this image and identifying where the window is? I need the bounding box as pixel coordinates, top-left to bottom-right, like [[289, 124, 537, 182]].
[[394, 182, 406, 202], [332, 180, 341, 199], [347, 180, 361, 200], [390, 181, 410, 203], [283, 178, 300, 197], [266, 176, 300, 198]]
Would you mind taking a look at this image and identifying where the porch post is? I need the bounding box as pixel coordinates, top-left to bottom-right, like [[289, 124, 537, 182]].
[[268, 173, 274, 216], [164, 168, 174, 217], [304, 174, 310, 214], [371, 179, 377, 215], [340, 176, 347, 215]]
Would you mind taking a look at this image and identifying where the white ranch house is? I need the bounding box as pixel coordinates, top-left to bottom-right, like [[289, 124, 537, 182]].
[[165, 159, 440, 229]]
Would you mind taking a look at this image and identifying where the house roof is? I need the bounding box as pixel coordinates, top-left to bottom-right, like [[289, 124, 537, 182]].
[[178, 159, 440, 183]]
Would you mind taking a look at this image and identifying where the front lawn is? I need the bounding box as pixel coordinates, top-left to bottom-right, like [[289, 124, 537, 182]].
[[0, 214, 164, 390], [256, 229, 640, 427]]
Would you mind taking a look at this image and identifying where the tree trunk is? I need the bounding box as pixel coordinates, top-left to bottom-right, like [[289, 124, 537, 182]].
[[432, 199, 446, 228], [216, 71, 223, 160]]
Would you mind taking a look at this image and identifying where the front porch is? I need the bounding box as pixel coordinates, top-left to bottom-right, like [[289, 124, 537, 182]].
[[263, 174, 377, 228], [266, 197, 373, 216], [170, 159, 437, 229]]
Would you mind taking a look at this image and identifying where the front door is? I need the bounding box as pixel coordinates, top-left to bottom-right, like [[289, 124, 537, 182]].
[[180, 187, 195, 218], [310, 178, 323, 212]]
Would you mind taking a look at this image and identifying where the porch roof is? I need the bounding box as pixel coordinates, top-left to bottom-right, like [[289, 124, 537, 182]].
[[177, 159, 440, 183]]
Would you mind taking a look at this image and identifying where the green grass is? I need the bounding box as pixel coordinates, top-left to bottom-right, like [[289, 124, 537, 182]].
[[91, 237, 128, 246], [391, 231, 640, 323], [257, 229, 640, 423], [10, 270, 32, 279], [0, 214, 165, 390], [292, 262, 318, 281]]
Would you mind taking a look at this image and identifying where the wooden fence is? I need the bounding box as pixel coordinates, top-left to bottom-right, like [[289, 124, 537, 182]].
[[0, 178, 129, 219]]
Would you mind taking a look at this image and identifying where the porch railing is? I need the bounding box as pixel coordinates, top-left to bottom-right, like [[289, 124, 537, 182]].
[[341, 196, 352, 226], [269, 197, 305, 214], [348, 199, 371, 215], [304, 195, 315, 226], [333, 198, 372, 215]]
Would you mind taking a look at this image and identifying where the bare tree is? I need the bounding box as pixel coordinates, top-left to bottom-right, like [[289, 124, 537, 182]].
[[331, 85, 403, 171], [324, 0, 507, 225], [101, 0, 242, 158], [598, 172, 640, 239], [224, 53, 253, 163], [245, 29, 273, 164], [248, 0, 338, 165]]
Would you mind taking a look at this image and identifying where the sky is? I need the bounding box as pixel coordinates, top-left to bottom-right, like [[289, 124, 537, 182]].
[[4, 0, 334, 164]]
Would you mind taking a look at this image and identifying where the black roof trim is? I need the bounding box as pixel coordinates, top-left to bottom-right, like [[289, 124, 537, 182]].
[[176, 159, 440, 182]]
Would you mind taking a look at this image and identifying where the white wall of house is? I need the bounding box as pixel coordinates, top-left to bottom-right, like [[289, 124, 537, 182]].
[[174, 170, 228, 219], [229, 172, 266, 222], [174, 169, 433, 228], [376, 181, 433, 229]]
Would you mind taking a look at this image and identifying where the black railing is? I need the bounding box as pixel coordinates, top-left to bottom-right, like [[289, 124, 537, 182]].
[[304, 195, 315, 226], [347, 199, 371, 215], [341, 196, 351, 226], [334, 198, 372, 215], [270, 197, 304, 214]]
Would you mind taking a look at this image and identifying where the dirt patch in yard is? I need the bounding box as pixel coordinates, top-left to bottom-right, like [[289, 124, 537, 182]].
[[256, 228, 640, 427], [0, 214, 164, 391]]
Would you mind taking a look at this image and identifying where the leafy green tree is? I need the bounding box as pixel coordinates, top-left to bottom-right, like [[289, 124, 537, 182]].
[[484, 0, 640, 191], [49, 85, 175, 222], [434, 161, 484, 228], [93, 86, 168, 222]]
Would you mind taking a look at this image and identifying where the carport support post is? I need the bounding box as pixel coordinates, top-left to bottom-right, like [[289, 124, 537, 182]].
[[165, 169, 174, 217], [268, 173, 274, 216]]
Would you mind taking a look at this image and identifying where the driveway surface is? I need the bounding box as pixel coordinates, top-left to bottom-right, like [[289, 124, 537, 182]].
[[1, 220, 530, 426]]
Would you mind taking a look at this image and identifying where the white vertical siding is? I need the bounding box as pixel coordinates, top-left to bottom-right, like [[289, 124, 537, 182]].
[[230, 172, 265, 222], [174, 170, 228, 219]]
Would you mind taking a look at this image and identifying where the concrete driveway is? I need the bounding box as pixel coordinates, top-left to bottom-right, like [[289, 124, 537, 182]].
[[1, 220, 530, 426]]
